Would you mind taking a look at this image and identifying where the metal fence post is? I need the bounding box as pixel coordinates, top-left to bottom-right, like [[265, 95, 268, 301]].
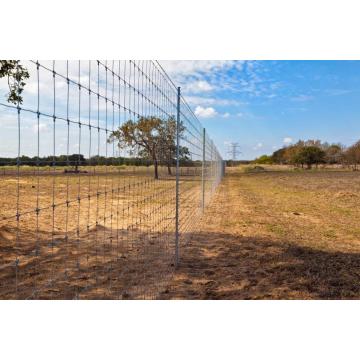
[[201, 127, 206, 212], [175, 87, 181, 267]]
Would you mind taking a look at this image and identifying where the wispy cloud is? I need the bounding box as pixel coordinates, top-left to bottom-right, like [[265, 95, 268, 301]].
[[291, 94, 314, 102], [283, 137, 293, 144], [253, 142, 263, 150], [325, 89, 353, 96], [185, 95, 246, 107]]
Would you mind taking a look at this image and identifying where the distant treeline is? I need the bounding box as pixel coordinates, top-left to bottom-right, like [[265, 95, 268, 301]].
[[225, 160, 251, 167], [253, 139, 360, 169], [0, 154, 200, 167]]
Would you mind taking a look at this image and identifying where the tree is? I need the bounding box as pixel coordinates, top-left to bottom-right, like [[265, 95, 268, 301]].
[[324, 144, 344, 164], [272, 148, 287, 164], [345, 141, 360, 170], [285, 143, 304, 165], [295, 146, 325, 169], [109, 116, 163, 179], [0, 60, 29, 104], [109, 116, 190, 179], [68, 154, 86, 172], [156, 117, 190, 175], [253, 154, 273, 164]]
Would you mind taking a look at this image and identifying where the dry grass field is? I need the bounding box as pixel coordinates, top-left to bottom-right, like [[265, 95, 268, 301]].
[[161, 166, 360, 299]]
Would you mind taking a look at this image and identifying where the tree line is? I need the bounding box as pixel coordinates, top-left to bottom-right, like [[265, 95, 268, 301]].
[[253, 139, 360, 169], [0, 154, 153, 167]]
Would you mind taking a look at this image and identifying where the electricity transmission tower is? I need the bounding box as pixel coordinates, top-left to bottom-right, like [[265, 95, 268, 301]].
[[227, 142, 242, 160]]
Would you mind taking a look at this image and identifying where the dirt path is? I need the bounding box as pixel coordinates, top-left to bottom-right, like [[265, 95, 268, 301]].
[[160, 169, 360, 299]]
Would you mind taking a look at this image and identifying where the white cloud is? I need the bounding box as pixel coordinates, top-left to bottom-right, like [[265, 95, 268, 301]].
[[222, 112, 230, 118], [194, 106, 217, 118], [183, 80, 214, 93], [283, 137, 293, 144], [236, 112, 244, 117]]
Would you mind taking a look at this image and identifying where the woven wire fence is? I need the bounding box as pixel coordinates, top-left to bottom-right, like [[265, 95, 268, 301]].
[[0, 60, 223, 299]]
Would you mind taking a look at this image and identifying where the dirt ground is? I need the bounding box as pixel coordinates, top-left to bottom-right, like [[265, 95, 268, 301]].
[[161, 167, 360, 299], [0, 165, 206, 299]]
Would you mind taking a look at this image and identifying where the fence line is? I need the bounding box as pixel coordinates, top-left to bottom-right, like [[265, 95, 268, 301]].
[[0, 60, 223, 299]]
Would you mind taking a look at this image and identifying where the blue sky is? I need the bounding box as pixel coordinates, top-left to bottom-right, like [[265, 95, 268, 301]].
[[162, 60, 360, 159], [1, 60, 360, 160]]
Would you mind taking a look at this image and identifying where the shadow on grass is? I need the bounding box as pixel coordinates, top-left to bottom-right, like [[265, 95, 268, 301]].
[[161, 232, 360, 300]]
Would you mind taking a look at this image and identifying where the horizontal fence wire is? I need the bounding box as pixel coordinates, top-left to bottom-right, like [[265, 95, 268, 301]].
[[0, 60, 223, 299]]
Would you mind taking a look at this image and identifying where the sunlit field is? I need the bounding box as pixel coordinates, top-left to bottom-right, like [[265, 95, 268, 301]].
[[0, 165, 209, 299]]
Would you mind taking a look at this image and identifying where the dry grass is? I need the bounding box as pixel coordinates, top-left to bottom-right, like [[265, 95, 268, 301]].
[[161, 166, 360, 299]]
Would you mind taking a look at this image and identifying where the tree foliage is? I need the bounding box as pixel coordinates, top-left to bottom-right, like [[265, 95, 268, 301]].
[[0, 60, 29, 104], [344, 141, 360, 170], [294, 146, 325, 169], [252, 154, 273, 164], [270, 139, 343, 168], [108, 116, 188, 179]]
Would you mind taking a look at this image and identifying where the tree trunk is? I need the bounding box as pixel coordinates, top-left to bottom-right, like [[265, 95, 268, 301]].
[[167, 164, 172, 176], [154, 159, 159, 179]]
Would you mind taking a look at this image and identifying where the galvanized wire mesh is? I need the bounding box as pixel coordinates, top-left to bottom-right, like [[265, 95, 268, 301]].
[[0, 60, 223, 299]]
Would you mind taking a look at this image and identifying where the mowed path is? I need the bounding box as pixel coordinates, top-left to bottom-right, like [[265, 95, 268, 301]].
[[161, 168, 360, 299]]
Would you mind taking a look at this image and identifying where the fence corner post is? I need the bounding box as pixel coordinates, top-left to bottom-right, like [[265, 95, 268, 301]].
[[175, 86, 181, 267]]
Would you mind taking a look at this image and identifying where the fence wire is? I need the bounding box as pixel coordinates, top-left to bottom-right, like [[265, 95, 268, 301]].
[[0, 60, 223, 299]]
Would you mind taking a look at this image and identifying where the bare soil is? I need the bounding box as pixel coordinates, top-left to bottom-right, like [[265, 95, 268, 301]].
[[0, 166, 204, 299]]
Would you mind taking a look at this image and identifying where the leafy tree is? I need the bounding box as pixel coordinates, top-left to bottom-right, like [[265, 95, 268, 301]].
[[324, 144, 344, 164], [285, 143, 303, 165], [253, 154, 273, 164], [156, 117, 189, 175], [109, 116, 187, 179], [109, 116, 162, 179], [295, 146, 325, 169], [272, 148, 287, 164], [0, 60, 29, 104], [68, 154, 86, 172], [345, 141, 360, 170]]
